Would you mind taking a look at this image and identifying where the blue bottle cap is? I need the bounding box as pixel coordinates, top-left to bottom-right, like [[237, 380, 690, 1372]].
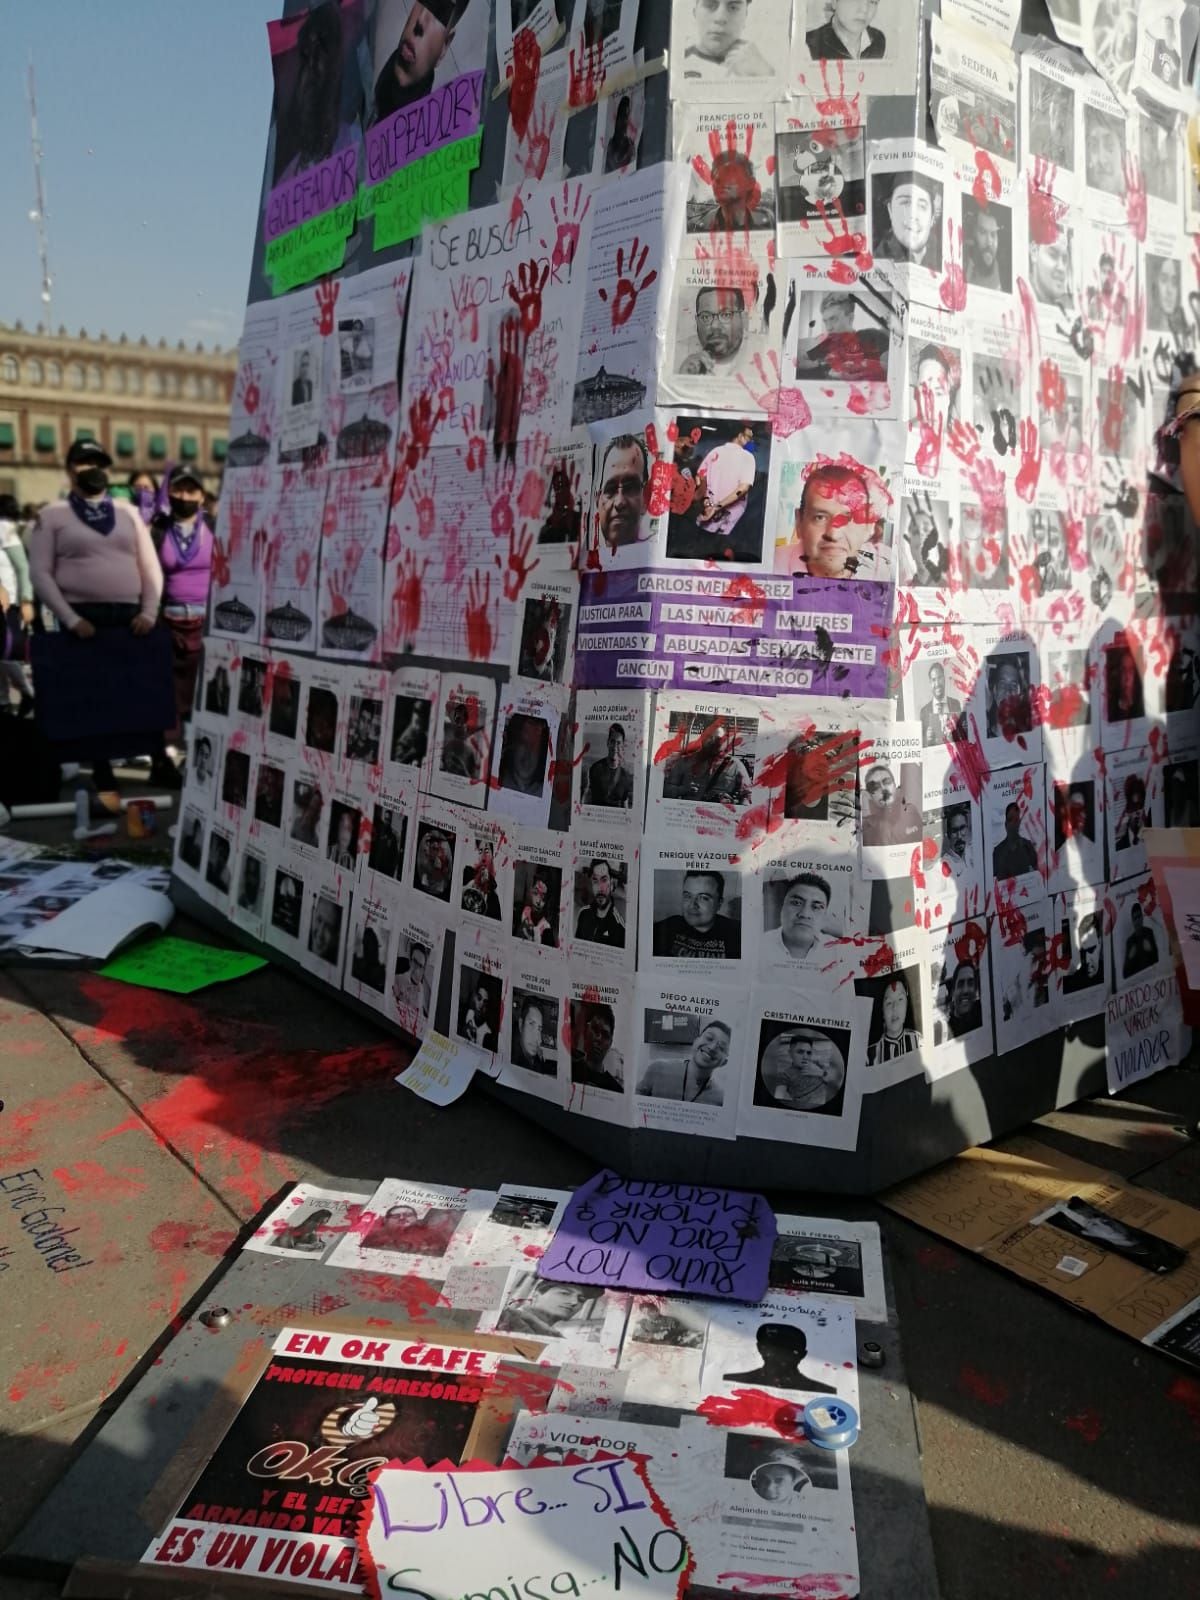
[[803, 1396, 860, 1450]]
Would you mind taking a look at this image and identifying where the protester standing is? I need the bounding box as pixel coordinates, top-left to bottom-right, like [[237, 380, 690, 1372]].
[[0, 495, 35, 715], [29, 440, 176, 791], [152, 464, 214, 736], [126, 470, 159, 526]]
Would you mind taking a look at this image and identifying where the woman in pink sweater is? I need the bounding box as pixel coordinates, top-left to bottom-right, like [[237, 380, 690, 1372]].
[[150, 463, 214, 733], [30, 439, 178, 791]]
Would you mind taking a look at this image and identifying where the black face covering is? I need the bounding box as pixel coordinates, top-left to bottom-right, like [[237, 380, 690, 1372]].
[[75, 467, 109, 497], [169, 495, 201, 521]]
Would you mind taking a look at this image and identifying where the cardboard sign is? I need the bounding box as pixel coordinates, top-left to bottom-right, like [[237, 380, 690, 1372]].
[[363, 1458, 688, 1600], [883, 1137, 1200, 1370], [536, 1171, 775, 1301]]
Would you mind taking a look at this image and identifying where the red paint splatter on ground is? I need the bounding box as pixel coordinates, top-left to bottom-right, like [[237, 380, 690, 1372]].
[[959, 1365, 1009, 1407], [149, 1220, 237, 1258], [1064, 1409, 1103, 1443], [697, 1389, 803, 1436], [916, 1243, 961, 1273], [352, 1272, 447, 1321], [50, 1159, 148, 1201], [1166, 1377, 1200, 1432]]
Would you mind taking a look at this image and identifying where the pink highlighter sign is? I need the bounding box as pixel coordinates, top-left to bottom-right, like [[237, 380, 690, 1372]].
[[536, 1170, 775, 1301]]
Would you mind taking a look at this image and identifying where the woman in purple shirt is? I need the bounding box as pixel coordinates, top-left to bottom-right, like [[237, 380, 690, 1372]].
[[151, 464, 214, 739]]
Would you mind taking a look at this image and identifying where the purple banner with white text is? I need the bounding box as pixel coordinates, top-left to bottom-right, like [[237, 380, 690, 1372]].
[[574, 569, 894, 699]]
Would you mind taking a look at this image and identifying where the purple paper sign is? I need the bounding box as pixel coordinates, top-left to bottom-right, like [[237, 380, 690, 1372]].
[[365, 71, 485, 187], [265, 145, 360, 243], [574, 569, 892, 699], [536, 1170, 776, 1301]]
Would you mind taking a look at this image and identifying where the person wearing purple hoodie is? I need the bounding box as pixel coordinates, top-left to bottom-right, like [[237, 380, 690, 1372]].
[[151, 465, 213, 747]]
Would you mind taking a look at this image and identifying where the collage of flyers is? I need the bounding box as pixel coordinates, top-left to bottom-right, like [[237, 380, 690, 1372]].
[[178, 0, 1200, 1152]]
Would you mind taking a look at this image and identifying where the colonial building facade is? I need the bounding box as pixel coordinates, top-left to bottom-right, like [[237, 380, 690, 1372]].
[[0, 323, 237, 505]]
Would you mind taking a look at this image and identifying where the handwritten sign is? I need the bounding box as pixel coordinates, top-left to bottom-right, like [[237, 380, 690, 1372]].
[[360, 131, 484, 251], [99, 935, 266, 995], [363, 1459, 688, 1600], [1106, 975, 1184, 1095], [264, 202, 356, 295], [535, 1171, 774, 1301], [395, 1030, 489, 1107]]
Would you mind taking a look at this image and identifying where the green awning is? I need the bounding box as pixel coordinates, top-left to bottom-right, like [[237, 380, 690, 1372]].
[[0, 423, 14, 449], [115, 430, 136, 457], [179, 434, 199, 460], [34, 424, 57, 452], [212, 437, 228, 462], [148, 433, 168, 460]]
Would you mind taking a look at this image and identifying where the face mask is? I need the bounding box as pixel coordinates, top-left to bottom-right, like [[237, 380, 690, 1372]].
[[75, 468, 109, 497], [169, 496, 201, 521]]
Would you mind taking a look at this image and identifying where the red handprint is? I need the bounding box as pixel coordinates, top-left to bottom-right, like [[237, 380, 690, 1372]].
[[390, 549, 429, 650], [405, 388, 445, 472], [490, 474, 515, 538], [459, 402, 487, 474], [519, 101, 553, 181], [211, 539, 231, 589], [946, 417, 981, 469], [508, 260, 550, 336], [465, 569, 495, 660], [1123, 153, 1147, 242], [549, 182, 591, 270], [411, 460, 439, 540], [1015, 418, 1042, 503], [1102, 367, 1126, 455], [313, 279, 340, 337], [509, 26, 540, 140], [735, 349, 782, 413], [816, 197, 868, 258], [238, 364, 261, 418], [598, 238, 657, 329], [939, 221, 967, 313], [1027, 165, 1061, 244], [972, 149, 1001, 208], [568, 31, 606, 108], [691, 120, 764, 234], [1038, 357, 1065, 418], [492, 315, 525, 463], [912, 382, 944, 478], [504, 526, 539, 602], [517, 437, 550, 517]]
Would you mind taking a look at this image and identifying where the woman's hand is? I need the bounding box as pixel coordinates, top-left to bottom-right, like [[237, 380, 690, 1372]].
[[130, 614, 155, 637], [20, 602, 33, 625], [70, 618, 96, 639]]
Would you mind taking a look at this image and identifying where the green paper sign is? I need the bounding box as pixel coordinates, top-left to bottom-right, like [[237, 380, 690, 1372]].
[[99, 935, 267, 995], [359, 130, 482, 250], [264, 199, 357, 294]]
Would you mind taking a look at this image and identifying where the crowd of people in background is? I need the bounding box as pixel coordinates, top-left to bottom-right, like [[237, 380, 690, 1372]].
[[0, 440, 220, 796]]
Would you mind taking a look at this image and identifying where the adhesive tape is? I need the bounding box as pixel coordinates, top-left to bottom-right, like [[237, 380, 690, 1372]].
[[803, 1396, 860, 1450]]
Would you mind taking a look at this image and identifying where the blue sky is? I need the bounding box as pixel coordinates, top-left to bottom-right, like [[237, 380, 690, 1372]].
[[0, 0, 283, 351]]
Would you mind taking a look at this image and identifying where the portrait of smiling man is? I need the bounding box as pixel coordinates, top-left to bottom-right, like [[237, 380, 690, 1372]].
[[874, 168, 942, 270]]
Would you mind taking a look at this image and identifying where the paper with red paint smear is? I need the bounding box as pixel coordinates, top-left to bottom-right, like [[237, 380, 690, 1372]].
[[494, 0, 560, 78], [1043, 748, 1106, 896], [926, 914, 995, 1077], [918, 758, 987, 931], [982, 764, 1049, 911], [429, 672, 496, 811], [851, 924, 932, 1090], [868, 139, 959, 313], [491, 682, 569, 828], [780, 258, 903, 421], [735, 982, 871, 1150], [662, 242, 781, 412], [773, 116, 867, 261], [592, 75, 644, 177], [1105, 740, 1163, 885], [680, 1409, 860, 1598], [477, 1263, 630, 1369], [1019, 51, 1084, 206], [645, 690, 767, 844], [574, 689, 649, 833], [990, 894, 1060, 1055], [245, 1182, 368, 1262], [573, 165, 679, 425], [930, 17, 1018, 186], [750, 845, 866, 983], [326, 1179, 494, 1278]]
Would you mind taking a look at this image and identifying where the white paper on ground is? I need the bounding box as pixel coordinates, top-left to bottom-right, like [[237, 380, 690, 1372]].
[[16, 883, 174, 959]]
